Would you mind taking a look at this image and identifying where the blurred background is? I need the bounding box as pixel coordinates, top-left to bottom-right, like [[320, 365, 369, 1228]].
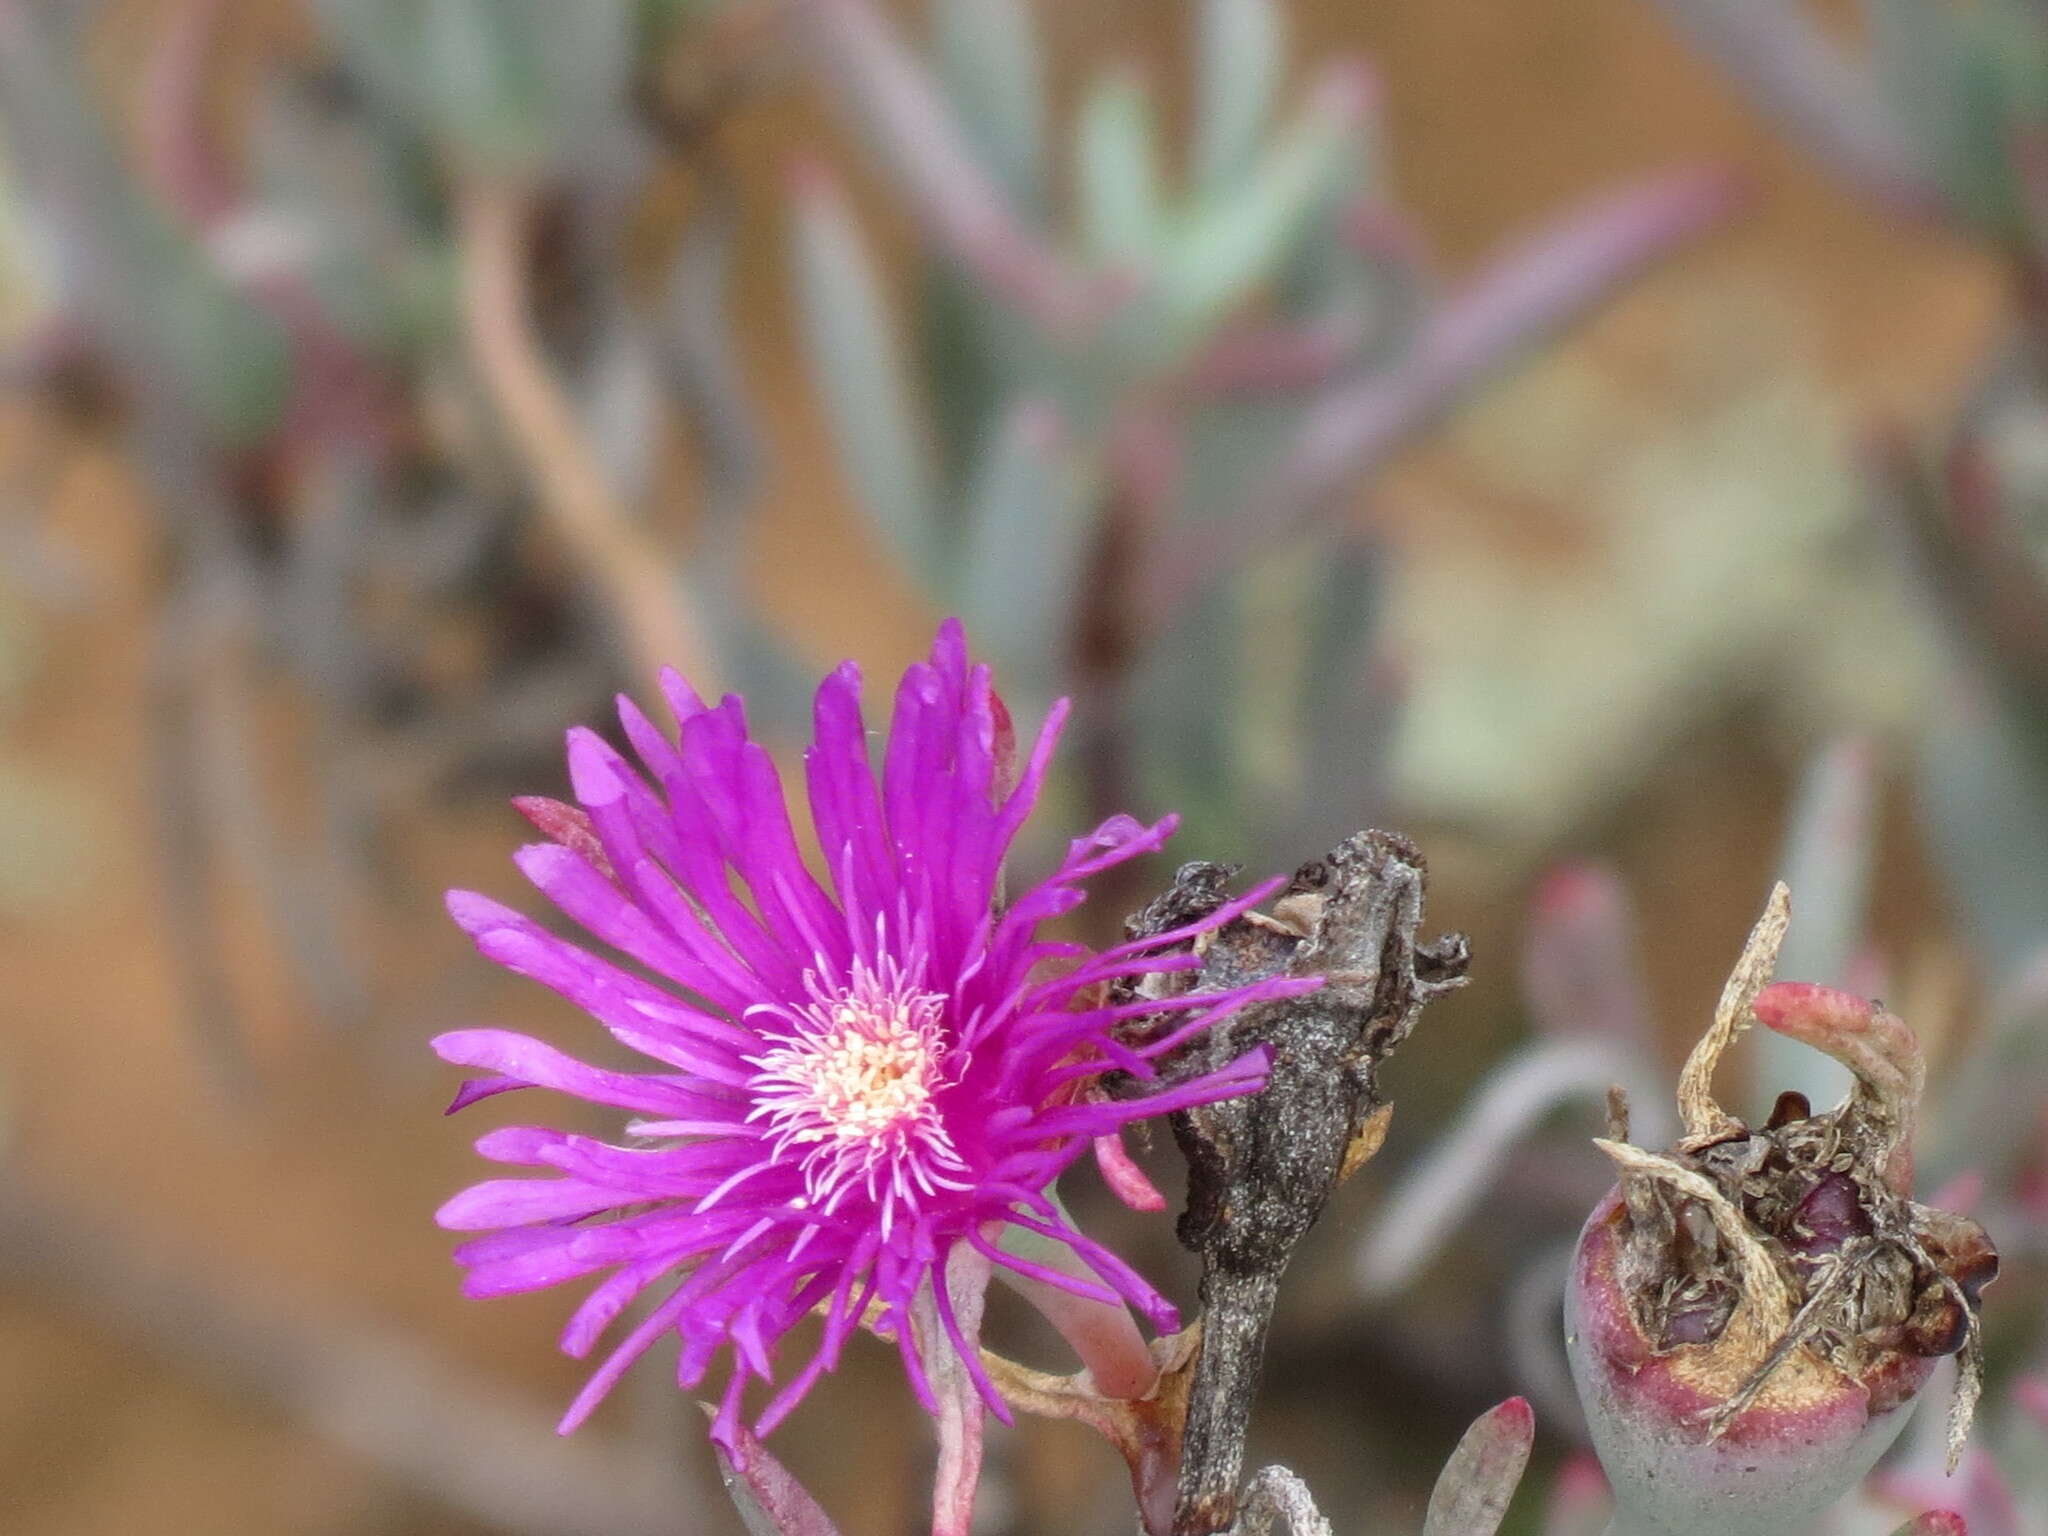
[[0, 0, 2044, 1532]]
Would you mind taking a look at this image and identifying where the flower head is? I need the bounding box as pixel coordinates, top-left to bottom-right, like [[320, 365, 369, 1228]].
[[434, 621, 1312, 1442]]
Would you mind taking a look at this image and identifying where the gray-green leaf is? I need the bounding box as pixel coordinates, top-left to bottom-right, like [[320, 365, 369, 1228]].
[[790, 170, 943, 589], [958, 400, 1087, 693], [934, 0, 1048, 216], [1075, 70, 1161, 266], [1195, 0, 1286, 197], [1421, 1397, 1534, 1536]]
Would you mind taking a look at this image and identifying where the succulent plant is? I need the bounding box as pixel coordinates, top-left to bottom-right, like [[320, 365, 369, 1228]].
[[3, 2, 2040, 1534], [792, 0, 1736, 861]]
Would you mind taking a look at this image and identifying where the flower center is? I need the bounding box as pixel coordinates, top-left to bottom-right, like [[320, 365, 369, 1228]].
[[746, 961, 970, 1213], [768, 997, 943, 1144]]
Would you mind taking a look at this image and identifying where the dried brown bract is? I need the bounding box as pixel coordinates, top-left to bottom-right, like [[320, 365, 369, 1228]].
[[1115, 831, 1471, 1535]]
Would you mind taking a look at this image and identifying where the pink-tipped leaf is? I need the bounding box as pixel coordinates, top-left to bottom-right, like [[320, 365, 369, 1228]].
[[1423, 1397, 1535, 1536], [714, 1418, 844, 1536]]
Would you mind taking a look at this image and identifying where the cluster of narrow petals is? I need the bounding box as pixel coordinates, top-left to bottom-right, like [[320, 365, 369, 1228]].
[[434, 622, 1314, 1443]]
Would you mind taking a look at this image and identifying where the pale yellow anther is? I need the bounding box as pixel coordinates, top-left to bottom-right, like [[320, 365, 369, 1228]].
[[760, 997, 944, 1149], [746, 959, 969, 1207]]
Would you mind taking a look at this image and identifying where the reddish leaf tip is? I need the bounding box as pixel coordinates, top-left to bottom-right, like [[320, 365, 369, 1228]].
[[1533, 861, 1607, 913], [1490, 1395, 1535, 1439], [1752, 979, 1865, 1031]]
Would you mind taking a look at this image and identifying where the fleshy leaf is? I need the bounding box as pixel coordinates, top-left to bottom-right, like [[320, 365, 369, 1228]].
[[1641, 0, 1944, 219], [1076, 69, 1161, 265], [1422, 1397, 1535, 1536], [314, 0, 635, 176], [714, 1418, 845, 1536], [807, 0, 1080, 328], [980, 1328, 1198, 1536], [910, 1242, 996, 1536], [1539, 1452, 1610, 1536], [1918, 668, 2048, 980], [789, 165, 942, 589], [992, 1212, 1157, 1399], [1194, 0, 1287, 197], [1290, 534, 1393, 848], [1521, 864, 1652, 1048], [1162, 65, 1360, 348], [958, 400, 1085, 692], [1355, 1037, 1654, 1297], [1148, 167, 1740, 615], [934, 0, 1047, 215]]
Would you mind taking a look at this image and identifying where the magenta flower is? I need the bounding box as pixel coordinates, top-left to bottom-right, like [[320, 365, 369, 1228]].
[[434, 621, 1310, 1443]]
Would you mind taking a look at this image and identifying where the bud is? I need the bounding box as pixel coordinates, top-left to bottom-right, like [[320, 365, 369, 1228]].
[[1565, 886, 1997, 1536]]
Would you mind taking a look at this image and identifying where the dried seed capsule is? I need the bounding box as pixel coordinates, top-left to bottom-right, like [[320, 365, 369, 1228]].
[[1565, 888, 1996, 1536]]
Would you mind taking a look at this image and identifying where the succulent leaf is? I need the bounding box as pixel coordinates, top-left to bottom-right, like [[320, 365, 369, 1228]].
[[1422, 1398, 1535, 1536], [958, 401, 1086, 692], [1194, 0, 1287, 198], [714, 1418, 845, 1536], [934, 0, 1049, 216], [1918, 669, 2048, 980], [1161, 68, 1358, 352], [790, 167, 944, 589], [1077, 71, 1163, 266], [314, 0, 635, 175]]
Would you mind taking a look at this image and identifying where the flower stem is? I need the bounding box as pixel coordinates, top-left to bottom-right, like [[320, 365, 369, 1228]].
[[1176, 1268, 1279, 1534], [457, 178, 714, 691]]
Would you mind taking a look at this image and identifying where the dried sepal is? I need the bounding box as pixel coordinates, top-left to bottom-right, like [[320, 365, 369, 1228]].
[[1675, 882, 1789, 1144], [1752, 981, 1991, 1468], [1944, 1335, 1986, 1477], [1753, 982, 1924, 1191], [1338, 1100, 1394, 1183], [1228, 1465, 1332, 1536], [1591, 1139, 1795, 1358]]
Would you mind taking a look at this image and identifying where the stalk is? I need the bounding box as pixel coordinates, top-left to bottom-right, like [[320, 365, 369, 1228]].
[[457, 179, 713, 690]]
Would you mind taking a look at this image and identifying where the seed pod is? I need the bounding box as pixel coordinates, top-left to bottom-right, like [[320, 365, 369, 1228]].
[[1565, 887, 1996, 1536]]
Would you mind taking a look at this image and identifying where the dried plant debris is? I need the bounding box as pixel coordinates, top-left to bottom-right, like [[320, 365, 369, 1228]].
[[1115, 831, 1471, 1535], [1597, 886, 1997, 1471]]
